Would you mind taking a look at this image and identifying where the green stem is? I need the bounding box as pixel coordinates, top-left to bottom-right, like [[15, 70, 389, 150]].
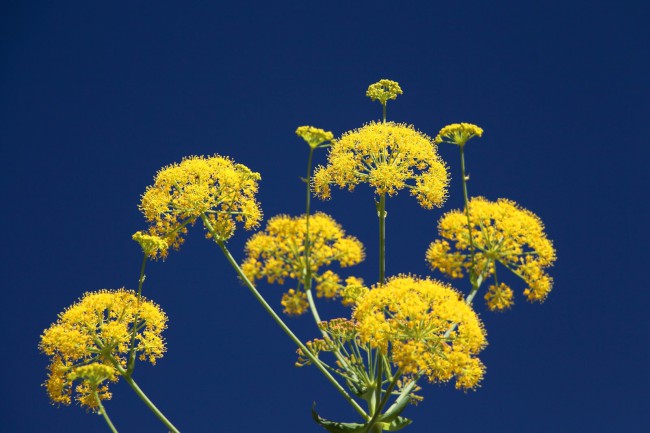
[[458, 145, 478, 282], [205, 223, 367, 419], [305, 287, 322, 323], [382, 103, 387, 123], [378, 193, 386, 285], [122, 375, 181, 433], [304, 146, 323, 326], [302, 146, 357, 377], [364, 367, 405, 433], [93, 391, 119, 433], [306, 147, 315, 218], [136, 254, 147, 299], [127, 255, 148, 373], [105, 355, 180, 433]]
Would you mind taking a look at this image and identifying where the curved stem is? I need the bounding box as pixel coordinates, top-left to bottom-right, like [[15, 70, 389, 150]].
[[378, 193, 386, 285], [459, 145, 478, 288], [122, 375, 181, 433], [305, 288, 322, 323], [136, 254, 148, 299], [205, 224, 367, 419], [302, 146, 354, 378], [303, 146, 323, 326], [106, 355, 181, 433], [127, 255, 148, 373], [93, 391, 119, 433]]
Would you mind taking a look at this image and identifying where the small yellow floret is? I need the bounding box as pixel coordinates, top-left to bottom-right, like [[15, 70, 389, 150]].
[[435, 123, 484, 146], [296, 126, 334, 149], [366, 79, 403, 105], [132, 231, 169, 260], [340, 276, 368, 307], [281, 289, 309, 316], [313, 122, 449, 209], [354, 275, 487, 390], [68, 364, 116, 384], [484, 283, 514, 311]]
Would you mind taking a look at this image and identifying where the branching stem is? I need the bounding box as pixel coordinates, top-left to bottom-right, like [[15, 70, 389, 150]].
[[202, 215, 367, 419]]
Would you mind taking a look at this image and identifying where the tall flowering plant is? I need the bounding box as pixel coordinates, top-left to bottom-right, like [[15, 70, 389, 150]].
[[39, 79, 555, 433]]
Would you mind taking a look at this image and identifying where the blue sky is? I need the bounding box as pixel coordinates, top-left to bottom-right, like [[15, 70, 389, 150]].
[[2, 1, 648, 432]]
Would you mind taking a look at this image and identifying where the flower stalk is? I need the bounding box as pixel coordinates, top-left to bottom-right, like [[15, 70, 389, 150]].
[[93, 391, 119, 433], [203, 214, 367, 419]]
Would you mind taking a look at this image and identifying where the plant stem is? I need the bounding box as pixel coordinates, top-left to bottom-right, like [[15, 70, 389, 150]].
[[206, 225, 367, 419], [106, 355, 180, 433], [303, 146, 323, 326], [122, 375, 181, 433], [302, 146, 354, 376], [305, 288, 322, 323], [378, 193, 386, 285], [136, 254, 147, 299], [127, 255, 148, 373], [93, 391, 119, 433], [364, 367, 405, 433], [382, 103, 387, 123], [459, 145, 478, 284]]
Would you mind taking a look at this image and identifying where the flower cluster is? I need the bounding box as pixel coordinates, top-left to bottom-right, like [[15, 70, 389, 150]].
[[39, 289, 167, 408], [434, 123, 484, 146], [139, 155, 262, 254], [295, 319, 359, 367], [132, 231, 169, 259], [353, 275, 487, 389], [296, 126, 334, 149], [241, 213, 365, 315], [484, 283, 515, 311], [366, 79, 403, 105], [426, 197, 556, 305], [312, 122, 449, 209]]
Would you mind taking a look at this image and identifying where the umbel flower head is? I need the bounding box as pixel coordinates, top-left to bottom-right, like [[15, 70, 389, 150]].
[[296, 125, 334, 149], [312, 121, 449, 209], [366, 79, 403, 106], [426, 197, 556, 307], [39, 289, 167, 408], [434, 123, 484, 147], [353, 275, 487, 390], [241, 213, 365, 315], [139, 155, 262, 256], [132, 231, 169, 259]]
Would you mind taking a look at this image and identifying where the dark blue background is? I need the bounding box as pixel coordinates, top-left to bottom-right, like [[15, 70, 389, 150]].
[[2, 1, 648, 432]]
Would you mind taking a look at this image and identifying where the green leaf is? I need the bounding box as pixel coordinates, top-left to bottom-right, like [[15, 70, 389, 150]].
[[380, 388, 412, 422], [384, 416, 412, 432], [312, 403, 366, 433]]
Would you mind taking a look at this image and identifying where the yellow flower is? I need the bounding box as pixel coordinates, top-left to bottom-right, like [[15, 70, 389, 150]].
[[434, 123, 483, 146], [366, 79, 403, 105], [426, 197, 556, 303], [139, 155, 262, 251], [354, 275, 487, 389], [312, 122, 449, 209], [132, 231, 169, 260], [484, 283, 514, 311], [281, 289, 309, 316], [63, 363, 118, 409], [40, 289, 167, 408], [242, 213, 365, 314], [296, 126, 334, 149], [340, 276, 368, 307]]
